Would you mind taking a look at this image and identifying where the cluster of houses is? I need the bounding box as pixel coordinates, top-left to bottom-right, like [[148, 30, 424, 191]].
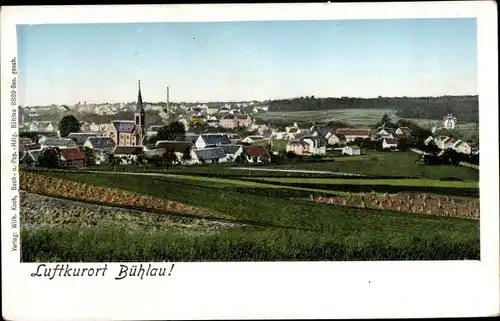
[[19, 82, 272, 168], [18, 132, 272, 168], [19, 81, 470, 167], [281, 122, 410, 156]]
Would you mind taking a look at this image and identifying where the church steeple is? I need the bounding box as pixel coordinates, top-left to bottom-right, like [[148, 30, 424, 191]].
[[134, 80, 146, 146], [136, 80, 144, 112]]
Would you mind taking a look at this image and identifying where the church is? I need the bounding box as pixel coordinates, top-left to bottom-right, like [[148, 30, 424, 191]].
[[105, 81, 146, 147]]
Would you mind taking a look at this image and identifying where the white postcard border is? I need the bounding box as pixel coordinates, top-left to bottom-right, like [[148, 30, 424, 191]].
[[1, 2, 498, 320]]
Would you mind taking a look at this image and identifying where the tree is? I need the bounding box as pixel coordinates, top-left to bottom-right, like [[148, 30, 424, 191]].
[[235, 153, 247, 164], [59, 115, 81, 137], [380, 113, 393, 127], [79, 146, 96, 167], [181, 147, 192, 163], [136, 150, 146, 165], [162, 149, 178, 167], [157, 121, 186, 141], [106, 153, 118, 170], [37, 147, 62, 169]]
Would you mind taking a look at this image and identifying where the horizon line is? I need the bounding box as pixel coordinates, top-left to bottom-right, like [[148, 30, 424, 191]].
[[23, 93, 479, 107]]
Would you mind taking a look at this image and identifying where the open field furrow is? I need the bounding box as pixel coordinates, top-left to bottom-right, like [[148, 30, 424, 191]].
[[21, 191, 240, 233]]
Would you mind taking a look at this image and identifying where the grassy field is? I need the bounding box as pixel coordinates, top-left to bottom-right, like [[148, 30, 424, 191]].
[[258, 109, 478, 137], [259, 109, 398, 126], [253, 139, 288, 152], [78, 151, 478, 181], [22, 170, 480, 261], [260, 151, 479, 181]]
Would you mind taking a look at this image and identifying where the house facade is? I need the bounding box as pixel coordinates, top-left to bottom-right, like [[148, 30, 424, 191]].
[[451, 140, 472, 154], [286, 141, 309, 155], [302, 137, 326, 155], [382, 138, 399, 149], [219, 115, 238, 129], [36, 121, 55, 132], [342, 145, 361, 156], [236, 115, 252, 127], [443, 113, 458, 130], [327, 134, 346, 146], [395, 127, 412, 139]]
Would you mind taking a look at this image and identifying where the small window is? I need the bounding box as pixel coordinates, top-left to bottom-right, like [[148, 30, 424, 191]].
[[136, 116, 140, 124]]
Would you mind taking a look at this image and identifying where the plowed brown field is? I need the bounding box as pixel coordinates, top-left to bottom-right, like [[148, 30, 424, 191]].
[[20, 172, 232, 220], [309, 192, 479, 220]]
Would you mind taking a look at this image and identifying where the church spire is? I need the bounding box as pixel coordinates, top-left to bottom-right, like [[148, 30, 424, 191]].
[[136, 80, 144, 112]]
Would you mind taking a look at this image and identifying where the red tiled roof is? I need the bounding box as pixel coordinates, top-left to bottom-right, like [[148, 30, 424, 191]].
[[336, 128, 371, 136], [243, 146, 270, 158], [59, 147, 85, 161]]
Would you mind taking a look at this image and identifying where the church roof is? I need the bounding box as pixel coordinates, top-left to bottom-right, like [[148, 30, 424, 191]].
[[112, 120, 135, 133]]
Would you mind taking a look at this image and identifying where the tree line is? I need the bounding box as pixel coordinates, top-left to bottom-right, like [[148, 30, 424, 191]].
[[268, 95, 479, 122]]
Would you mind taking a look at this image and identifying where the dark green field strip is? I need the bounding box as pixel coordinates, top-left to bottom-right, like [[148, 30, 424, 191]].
[[240, 178, 480, 197], [262, 152, 479, 181], [21, 225, 479, 262], [41, 172, 479, 238], [22, 191, 317, 232]]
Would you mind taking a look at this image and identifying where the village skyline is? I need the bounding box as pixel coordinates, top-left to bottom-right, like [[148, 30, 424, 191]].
[[18, 18, 477, 106]]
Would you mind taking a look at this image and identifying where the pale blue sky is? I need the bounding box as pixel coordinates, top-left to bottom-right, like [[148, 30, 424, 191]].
[[18, 18, 477, 106]]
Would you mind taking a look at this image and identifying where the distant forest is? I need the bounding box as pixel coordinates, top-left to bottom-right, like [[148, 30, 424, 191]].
[[268, 96, 479, 122]]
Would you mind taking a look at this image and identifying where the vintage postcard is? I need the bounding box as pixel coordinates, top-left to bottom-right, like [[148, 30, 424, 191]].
[[1, 2, 499, 320]]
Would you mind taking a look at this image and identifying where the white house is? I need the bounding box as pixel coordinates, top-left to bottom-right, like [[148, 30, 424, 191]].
[[451, 140, 472, 154], [327, 134, 346, 146], [434, 136, 452, 150], [375, 127, 397, 140], [36, 121, 55, 132], [195, 134, 231, 149], [382, 138, 399, 149], [342, 145, 361, 156], [220, 144, 244, 162], [424, 136, 435, 145], [443, 113, 458, 130], [207, 107, 219, 115], [302, 138, 326, 155], [242, 135, 266, 144], [89, 122, 101, 132], [206, 119, 219, 128]]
